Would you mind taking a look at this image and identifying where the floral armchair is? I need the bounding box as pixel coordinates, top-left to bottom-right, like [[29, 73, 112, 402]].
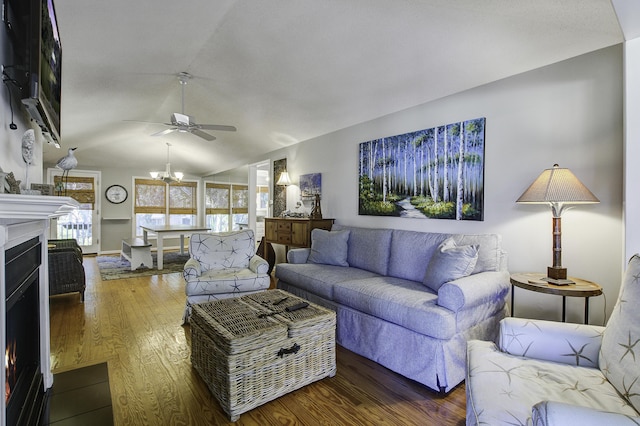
[[182, 229, 270, 323], [466, 254, 640, 425]]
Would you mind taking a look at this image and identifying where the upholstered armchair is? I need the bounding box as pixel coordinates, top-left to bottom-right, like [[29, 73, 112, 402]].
[[182, 229, 270, 323], [48, 239, 86, 301], [466, 254, 640, 425]]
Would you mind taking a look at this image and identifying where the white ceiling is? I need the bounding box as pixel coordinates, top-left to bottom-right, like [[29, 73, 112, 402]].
[[43, 0, 623, 176]]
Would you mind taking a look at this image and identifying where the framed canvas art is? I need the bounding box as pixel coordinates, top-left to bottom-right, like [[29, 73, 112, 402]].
[[299, 173, 321, 198], [358, 117, 485, 221]]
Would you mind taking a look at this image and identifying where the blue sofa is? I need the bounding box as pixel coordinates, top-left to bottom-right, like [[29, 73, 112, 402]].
[[275, 225, 510, 393]]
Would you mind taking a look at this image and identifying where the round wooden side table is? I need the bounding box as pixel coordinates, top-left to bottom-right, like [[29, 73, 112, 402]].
[[510, 272, 603, 324]]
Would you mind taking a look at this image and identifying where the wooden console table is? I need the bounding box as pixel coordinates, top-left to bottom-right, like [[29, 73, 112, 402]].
[[264, 217, 334, 249]]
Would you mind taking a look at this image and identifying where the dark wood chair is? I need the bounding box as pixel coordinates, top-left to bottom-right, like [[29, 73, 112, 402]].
[[48, 239, 86, 301]]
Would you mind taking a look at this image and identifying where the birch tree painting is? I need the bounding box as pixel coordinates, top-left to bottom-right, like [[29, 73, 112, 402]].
[[358, 117, 485, 221]]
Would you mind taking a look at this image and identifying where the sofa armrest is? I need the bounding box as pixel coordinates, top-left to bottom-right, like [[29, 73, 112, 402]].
[[287, 248, 310, 264], [532, 401, 640, 425], [499, 317, 604, 368], [249, 255, 269, 274], [437, 270, 510, 312], [183, 258, 202, 281]]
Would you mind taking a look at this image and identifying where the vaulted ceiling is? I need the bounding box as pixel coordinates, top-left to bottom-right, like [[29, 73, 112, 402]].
[[44, 0, 623, 176]]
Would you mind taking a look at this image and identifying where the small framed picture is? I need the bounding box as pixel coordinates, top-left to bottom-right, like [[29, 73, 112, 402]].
[[31, 183, 55, 196]]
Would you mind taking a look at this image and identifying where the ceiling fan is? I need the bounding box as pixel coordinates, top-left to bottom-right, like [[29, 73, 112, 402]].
[[146, 72, 236, 141]]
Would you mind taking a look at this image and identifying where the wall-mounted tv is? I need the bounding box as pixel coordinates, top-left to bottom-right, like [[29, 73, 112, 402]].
[[21, 0, 62, 147], [3, 0, 62, 147]]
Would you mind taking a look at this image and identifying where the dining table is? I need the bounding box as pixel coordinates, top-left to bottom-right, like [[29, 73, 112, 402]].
[[140, 224, 210, 269]]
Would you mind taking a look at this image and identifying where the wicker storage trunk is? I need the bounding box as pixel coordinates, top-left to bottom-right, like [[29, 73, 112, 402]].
[[190, 289, 336, 422]]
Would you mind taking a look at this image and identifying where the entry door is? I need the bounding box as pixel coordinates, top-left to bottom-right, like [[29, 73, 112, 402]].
[[47, 169, 101, 254]]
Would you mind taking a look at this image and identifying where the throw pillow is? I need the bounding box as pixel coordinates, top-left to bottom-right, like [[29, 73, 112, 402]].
[[423, 237, 479, 291], [600, 254, 640, 413], [307, 229, 350, 267]]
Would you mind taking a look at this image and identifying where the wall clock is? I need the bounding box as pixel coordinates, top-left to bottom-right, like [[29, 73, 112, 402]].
[[105, 184, 128, 204]]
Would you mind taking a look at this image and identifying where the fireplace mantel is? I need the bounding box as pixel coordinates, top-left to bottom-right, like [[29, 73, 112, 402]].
[[0, 194, 78, 220], [0, 194, 79, 425]]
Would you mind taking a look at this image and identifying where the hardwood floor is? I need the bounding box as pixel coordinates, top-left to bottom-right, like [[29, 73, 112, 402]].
[[49, 256, 467, 425]]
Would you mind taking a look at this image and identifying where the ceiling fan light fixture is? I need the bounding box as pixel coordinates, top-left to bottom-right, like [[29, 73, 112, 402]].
[[143, 72, 237, 141]]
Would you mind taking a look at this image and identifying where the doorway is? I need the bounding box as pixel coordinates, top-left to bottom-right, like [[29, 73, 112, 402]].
[[47, 169, 101, 254], [248, 160, 271, 243]]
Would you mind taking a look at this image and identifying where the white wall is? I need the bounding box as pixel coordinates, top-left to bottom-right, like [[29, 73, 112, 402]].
[[253, 45, 624, 325], [0, 34, 44, 189], [624, 37, 640, 260]]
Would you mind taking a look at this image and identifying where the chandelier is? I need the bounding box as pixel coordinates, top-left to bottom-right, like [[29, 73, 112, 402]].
[[150, 143, 184, 184]]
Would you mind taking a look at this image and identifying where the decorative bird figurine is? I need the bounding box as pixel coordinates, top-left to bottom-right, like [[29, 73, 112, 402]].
[[56, 147, 78, 195]]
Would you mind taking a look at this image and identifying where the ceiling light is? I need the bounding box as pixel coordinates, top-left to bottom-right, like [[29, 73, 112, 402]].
[[150, 143, 183, 184]]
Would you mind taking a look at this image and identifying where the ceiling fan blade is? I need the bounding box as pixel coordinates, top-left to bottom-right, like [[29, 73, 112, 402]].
[[198, 124, 237, 132], [124, 119, 168, 125], [191, 129, 217, 141], [151, 128, 178, 137]]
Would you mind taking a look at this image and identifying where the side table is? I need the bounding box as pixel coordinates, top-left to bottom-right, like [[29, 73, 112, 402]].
[[510, 273, 603, 324]]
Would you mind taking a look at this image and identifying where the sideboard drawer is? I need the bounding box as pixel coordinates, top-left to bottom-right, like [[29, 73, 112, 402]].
[[276, 234, 291, 244], [264, 218, 335, 249], [277, 222, 292, 232]]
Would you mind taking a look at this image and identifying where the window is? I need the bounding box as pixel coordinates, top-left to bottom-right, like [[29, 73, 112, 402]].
[[205, 182, 248, 232], [53, 175, 95, 246], [134, 179, 197, 236]]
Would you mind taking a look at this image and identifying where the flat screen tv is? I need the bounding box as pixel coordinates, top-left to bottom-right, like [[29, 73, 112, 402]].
[[21, 0, 62, 147], [4, 0, 62, 146]]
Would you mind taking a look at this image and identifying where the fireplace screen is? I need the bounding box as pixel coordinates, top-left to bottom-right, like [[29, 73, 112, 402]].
[[5, 237, 45, 425]]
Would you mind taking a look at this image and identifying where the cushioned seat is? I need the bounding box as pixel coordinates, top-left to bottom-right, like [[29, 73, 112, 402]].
[[330, 277, 457, 339], [274, 263, 379, 300], [182, 229, 270, 323], [466, 254, 640, 425]]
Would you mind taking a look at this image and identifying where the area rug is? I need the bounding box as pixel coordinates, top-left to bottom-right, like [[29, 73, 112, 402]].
[[97, 252, 190, 281]]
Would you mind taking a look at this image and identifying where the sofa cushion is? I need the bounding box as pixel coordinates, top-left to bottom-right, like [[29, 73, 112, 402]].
[[423, 237, 479, 291], [388, 230, 448, 282], [332, 276, 457, 339], [457, 234, 502, 273], [184, 267, 270, 296], [333, 225, 392, 275], [600, 254, 640, 413], [307, 229, 350, 266], [275, 263, 379, 300]]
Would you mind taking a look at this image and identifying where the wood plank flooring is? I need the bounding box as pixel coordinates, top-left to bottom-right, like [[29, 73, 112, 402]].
[[49, 256, 467, 425]]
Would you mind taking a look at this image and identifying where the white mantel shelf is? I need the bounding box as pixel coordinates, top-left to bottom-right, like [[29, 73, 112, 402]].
[[0, 194, 78, 220]]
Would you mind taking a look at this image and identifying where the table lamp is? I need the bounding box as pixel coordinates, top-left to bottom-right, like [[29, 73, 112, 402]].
[[516, 164, 599, 284], [276, 171, 292, 186]]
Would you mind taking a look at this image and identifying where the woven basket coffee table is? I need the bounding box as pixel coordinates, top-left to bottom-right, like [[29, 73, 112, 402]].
[[190, 289, 336, 422]]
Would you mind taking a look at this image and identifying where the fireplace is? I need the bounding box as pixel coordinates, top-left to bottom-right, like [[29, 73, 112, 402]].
[[0, 194, 79, 425], [5, 237, 46, 425]]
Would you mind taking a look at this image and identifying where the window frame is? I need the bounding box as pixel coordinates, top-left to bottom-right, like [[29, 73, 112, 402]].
[[133, 177, 200, 237]]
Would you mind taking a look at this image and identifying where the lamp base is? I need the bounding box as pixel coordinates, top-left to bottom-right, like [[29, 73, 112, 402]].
[[541, 277, 575, 286], [547, 266, 567, 280], [544, 266, 575, 285]]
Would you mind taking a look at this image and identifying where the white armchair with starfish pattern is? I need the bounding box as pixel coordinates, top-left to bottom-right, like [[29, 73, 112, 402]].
[[466, 254, 640, 425]]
